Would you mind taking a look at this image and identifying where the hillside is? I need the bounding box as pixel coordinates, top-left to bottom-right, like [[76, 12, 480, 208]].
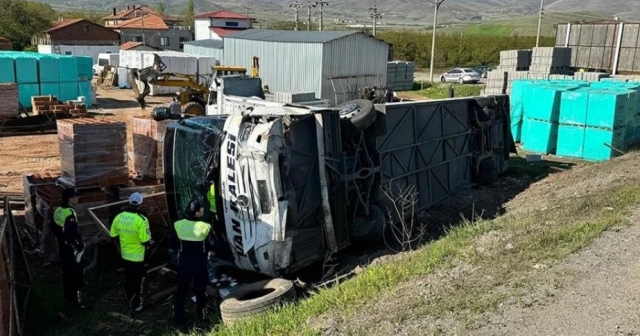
[[37, 0, 634, 25]]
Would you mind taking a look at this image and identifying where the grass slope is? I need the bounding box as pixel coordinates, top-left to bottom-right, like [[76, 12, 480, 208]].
[[204, 152, 640, 336]]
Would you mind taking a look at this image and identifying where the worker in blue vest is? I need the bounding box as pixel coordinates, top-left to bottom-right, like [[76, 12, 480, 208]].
[[51, 187, 89, 310], [171, 197, 216, 327]]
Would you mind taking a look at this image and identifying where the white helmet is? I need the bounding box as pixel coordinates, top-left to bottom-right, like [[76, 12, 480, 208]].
[[129, 192, 144, 206]]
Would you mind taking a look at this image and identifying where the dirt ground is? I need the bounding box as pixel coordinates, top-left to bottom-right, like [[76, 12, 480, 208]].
[[0, 86, 171, 194]]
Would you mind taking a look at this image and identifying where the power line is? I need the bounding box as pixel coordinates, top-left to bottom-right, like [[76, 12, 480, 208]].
[[304, 1, 317, 31], [369, 5, 382, 36], [428, 0, 445, 83], [289, 2, 302, 31], [536, 0, 544, 47], [315, 1, 329, 31]]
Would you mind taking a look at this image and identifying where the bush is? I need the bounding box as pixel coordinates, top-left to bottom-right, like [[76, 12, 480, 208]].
[[378, 30, 556, 68]]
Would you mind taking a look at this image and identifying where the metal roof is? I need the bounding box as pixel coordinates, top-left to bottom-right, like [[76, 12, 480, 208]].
[[224, 29, 362, 43], [184, 39, 224, 49]]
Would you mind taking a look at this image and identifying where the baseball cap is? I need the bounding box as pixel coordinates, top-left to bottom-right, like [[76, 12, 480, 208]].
[[62, 188, 80, 200], [129, 192, 144, 206]]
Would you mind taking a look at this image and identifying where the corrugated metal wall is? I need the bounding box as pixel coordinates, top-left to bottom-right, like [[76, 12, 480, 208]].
[[322, 34, 389, 105], [223, 39, 324, 97], [183, 45, 223, 65], [223, 33, 389, 106], [556, 23, 640, 72]]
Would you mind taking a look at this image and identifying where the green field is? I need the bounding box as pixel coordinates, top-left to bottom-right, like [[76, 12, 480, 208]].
[[440, 12, 607, 37]]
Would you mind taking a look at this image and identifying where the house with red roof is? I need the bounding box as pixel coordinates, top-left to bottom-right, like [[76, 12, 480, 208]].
[[33, 18, 121, 63], [104, 5, 193, 51], [194, 10, 254, 41]]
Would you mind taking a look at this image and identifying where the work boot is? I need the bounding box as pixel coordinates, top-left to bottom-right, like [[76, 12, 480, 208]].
[[196, 308, 208, 322], [173, 309, 189, 329]]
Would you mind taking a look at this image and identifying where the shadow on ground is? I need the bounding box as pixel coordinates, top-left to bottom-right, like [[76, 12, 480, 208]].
[[294, 154, 579, 286]]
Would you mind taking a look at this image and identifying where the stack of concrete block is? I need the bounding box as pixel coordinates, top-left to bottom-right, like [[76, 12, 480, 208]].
[[0, 83, 18, 120], [497, 50, 532, 71], [273, 91, 316, 104], [483, 70, 530, 95], [57, 118, 129, 188], [132, 116, 169, 181], [529, 47, 572, 75], [387, 61, 415, 91], [574, 71, 609, 81]]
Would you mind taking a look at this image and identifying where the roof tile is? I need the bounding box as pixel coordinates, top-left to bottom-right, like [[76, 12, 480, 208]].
[[47, 19, 85, 32], [111, 14, 169, 30], [194, 10, 253, 20]]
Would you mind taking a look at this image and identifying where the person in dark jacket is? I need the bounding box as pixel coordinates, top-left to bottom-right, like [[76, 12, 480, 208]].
[[51, 188, 89, 309], [171, 197, 216, 327]]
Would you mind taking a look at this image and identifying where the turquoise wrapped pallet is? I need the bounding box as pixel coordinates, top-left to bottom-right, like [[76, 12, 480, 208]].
[[0, 58, 15, 83], [59, 82, 79, 101], [38, 56, 60, 83], [521, 118, 558, 154], [76, 57, 93, 80], [13, 57, 38, 83], [58, 56, 79, 82], [78, 81, 92, 107], [586, 90, 633, 129], [556, 124, 585, 159], [510, 99, 524, 142], [18, 84, 39, 108], [560, 88, 590, 125], [523, 86, 563, 123], [39, 83, 60, 99], [583, 127, 626, 161]]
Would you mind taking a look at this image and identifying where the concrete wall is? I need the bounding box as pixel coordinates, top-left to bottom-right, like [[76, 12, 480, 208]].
[[194, 20, 215, 40], [38, 45, 120, 63], [119, 28, 193, 51], [556, 23, 640, 73]]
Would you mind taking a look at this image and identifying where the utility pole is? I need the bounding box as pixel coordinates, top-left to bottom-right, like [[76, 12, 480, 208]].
[[315, 1, 329, 31], [536, 0, 545, 47], [369, 5, 382, 36], [429, 0, 445, 83], [305, 2, 317, 31], [289, 1, 302, 31]]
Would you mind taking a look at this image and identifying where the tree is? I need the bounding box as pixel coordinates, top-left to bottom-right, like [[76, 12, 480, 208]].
[[184, 0, 194, 27], [156, 2, 165, 14], [0, 0, 55, 50]]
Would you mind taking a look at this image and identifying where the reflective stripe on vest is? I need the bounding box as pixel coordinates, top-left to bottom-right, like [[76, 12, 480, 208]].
[[110, 211, 151, 262], [207, 184, 217, 213], [53, 207, 76, 227], [174, 219, 211, 242]]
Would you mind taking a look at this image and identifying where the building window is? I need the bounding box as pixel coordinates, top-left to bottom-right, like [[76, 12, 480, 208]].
[[132, 36, 143, 42], [160, 37, 170, 46], [64, 51, 72, 55], [225, 21, 239, 27], [179, 37, 186, 50]]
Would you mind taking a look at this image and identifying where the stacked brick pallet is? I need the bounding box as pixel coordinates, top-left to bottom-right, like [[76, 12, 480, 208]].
[[108, 180, 170, 238], [0, 83, 18, 120], [57, 118, 129, 188], [529, 47, 572, 75], [484, 50, 531, 95], [387, 61, 415, 91], [31, 95, 89, 118], [132, 116, 169, 181], [484, 47, 577, 96], [22, 172, 60, 244]]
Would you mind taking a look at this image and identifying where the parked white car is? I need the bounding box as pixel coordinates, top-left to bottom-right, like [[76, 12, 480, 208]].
[[440, 68, 481, 84]]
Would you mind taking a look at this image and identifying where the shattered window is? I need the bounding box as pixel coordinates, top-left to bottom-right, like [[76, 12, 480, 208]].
[[169, 117, 227, 222]]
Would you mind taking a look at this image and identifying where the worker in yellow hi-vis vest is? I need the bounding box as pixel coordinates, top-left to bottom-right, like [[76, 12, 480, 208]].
[[170, 197, 215, 328], [109, 192, 154, 316], [206, 182, 217, 220], [52, 187, 90, 310]]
